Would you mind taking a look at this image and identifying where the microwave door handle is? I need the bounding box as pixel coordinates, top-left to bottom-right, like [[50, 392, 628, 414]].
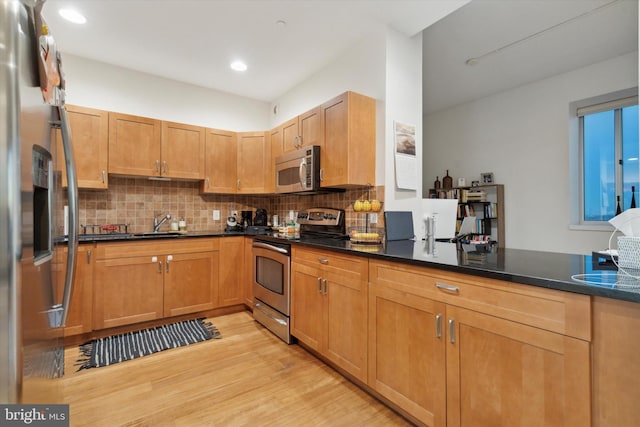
[[58, 105, 79, 328], [299, 158, 308, 190]]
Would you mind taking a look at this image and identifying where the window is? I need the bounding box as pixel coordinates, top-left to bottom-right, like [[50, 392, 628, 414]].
[[579, 93, 638, 223]]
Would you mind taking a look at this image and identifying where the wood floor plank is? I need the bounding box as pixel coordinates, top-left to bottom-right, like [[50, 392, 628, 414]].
[[62, 311, 412, 426]]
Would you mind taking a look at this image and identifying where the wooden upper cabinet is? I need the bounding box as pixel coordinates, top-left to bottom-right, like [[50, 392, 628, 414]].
[[108, 112, 162, 177], [281, 106, 322, 153], [237, 131, 270, 194], [202, 128, 237, 194], [161, 121, 205, 179], [109, 113, 204, 179], [57, 105, 109, 189], [320, 91, 375, 188]]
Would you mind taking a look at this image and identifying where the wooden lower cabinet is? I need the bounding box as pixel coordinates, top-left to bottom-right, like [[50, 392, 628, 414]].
[[94, 254, 165, 329], [243, 237, 254, 307], [217, 236, 244, 307], [367, 259, 592, 427], [592, 297, 640, 427], [54, 244, 94, 336], [368, 283, 446, 426], [446, 306, 590, 427], [163, 251, 219, 317], [291, 247, 368, 382], [94, 239, 219, 330]]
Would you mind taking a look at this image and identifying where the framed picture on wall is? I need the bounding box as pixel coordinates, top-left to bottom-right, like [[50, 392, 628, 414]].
[[481, 172, 494, 184]]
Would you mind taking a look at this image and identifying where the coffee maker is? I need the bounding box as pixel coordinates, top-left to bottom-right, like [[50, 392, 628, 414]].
[[254, 209, 268, 226], [240, 211, 253, 229]]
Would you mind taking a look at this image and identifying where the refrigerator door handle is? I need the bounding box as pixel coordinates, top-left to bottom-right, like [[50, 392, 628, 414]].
[[58, 105, 79, 327]]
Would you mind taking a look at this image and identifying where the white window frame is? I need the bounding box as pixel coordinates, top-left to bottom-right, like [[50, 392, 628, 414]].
[[569, 87, 638, 230]]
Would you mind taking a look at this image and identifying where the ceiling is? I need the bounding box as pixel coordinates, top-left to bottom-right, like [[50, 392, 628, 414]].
[[42, 0, 637, 114], [42, 0, 467, 102], [423, 0, 638, 114]]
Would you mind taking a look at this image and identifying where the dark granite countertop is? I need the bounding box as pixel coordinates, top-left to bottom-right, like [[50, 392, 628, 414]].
[[75, 231, 640, 304], [253, 234, 640, 304]]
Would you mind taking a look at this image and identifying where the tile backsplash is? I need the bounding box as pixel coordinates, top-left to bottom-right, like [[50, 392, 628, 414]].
[[78, 177, 384, 234]]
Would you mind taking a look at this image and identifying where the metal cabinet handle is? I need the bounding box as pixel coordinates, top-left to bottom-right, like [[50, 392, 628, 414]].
[[162, 160, 167, 174], [318, 257, 329, 265], [435, 313, 442, 339], [317, 277, 322, 293], [319, 168, 324, 182], [206, 177, 210, 189], [101, 170, 106, 184], [237, 179, 241, 190], [155, 160, 160, 172], [86, 250, 92, 265], [157, 261, 163, 273], [449, 318, 456, 344], [435, 282, 460, 293], [166, 255, 173, 273], [322, 278, 328, 295]]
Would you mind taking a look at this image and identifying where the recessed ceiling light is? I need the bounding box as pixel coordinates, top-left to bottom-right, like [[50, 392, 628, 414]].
[[230, 61, 247, 72], [276, 20, 287, 27], [59, 8, 86, 24]]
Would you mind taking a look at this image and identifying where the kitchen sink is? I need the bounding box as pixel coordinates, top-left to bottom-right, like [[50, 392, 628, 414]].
[[134, 231, 183, 238]]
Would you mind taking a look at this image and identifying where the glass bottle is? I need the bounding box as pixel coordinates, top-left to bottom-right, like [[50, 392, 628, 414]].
[[434, 176, 441, 190], [631, 186, 637, 209]]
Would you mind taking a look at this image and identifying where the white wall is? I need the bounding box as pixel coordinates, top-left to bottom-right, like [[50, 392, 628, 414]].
[[268, 29, 387, 186], [383, 28, 424, 237], [62, 54, 270, 131], [423, 51, 639, 254]]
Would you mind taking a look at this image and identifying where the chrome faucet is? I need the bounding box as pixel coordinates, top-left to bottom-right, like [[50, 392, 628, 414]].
[[153, 213, 171, 232]]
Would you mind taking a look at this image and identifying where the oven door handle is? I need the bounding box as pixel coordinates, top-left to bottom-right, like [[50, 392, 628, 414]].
[[252, 241, 289, 254]]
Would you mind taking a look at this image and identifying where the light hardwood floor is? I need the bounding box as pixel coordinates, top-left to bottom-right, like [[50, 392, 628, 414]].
[[62, 311, 412, 426]]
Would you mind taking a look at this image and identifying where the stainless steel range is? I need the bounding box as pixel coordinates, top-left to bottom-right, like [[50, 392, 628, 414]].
[[252, 207, 346, 344]]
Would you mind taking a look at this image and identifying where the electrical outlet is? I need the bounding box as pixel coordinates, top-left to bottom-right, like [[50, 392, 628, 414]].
[[213, 210, 220, 220], [369, 213, 378, 224]]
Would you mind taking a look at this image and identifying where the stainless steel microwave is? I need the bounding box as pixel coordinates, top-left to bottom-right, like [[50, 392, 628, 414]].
[[275, 146, 321, 194]]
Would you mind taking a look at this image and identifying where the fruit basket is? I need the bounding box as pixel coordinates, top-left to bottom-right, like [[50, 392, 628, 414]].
[[349, 228, 384, 244]]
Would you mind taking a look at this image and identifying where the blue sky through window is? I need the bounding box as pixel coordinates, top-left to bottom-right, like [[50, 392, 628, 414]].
[[583, 105, 639, 222]]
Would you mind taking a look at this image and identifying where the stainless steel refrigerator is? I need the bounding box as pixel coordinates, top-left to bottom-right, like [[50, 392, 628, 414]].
[[0, 0, 78, 404]]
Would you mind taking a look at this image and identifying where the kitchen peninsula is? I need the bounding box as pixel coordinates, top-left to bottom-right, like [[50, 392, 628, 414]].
[[70, 232, 639, 427]]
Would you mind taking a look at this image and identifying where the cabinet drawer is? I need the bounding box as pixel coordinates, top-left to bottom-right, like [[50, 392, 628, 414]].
[[369, 260, 591, 341], [293, 247, 368, 279], [96, 238, 219, 259]]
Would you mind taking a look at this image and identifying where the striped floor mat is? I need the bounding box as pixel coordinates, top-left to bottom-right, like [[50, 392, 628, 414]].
[[77, 318, 221, 370]]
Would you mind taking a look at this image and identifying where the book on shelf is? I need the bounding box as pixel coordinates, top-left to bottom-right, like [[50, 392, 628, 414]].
[[466, 190, 486, 202]]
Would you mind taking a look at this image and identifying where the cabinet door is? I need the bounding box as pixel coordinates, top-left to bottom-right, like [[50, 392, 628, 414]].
[[202, 128, 237, 194], [108, 112, 162, 177], [290, 261, 324, 351], [54, 245, 94, 336], [218, 237, 244, 307], [298, 106, 322, 149], [591, 297, 640, 427], [321, 92, 375, 187], [161, 121, 205, 179], [369, 283, 446, 427], [94, 255, 164, 329], [243, 237, 254, 307], [281, 117, 299, 153], [164, 251, 219, 317], [324, 254, 368, 382], [57, 105, 109, 189], [446, 305, 590, 427], [237, 131, 269, 194]]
